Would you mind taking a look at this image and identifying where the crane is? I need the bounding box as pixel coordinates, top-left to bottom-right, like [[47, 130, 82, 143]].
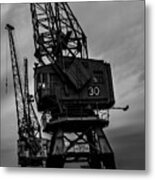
[[30, 3, 116, 169], [5, 24, 49, 167], [5, 2, 129, 168]]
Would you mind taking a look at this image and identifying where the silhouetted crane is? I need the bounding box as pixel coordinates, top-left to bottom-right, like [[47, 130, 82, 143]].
[[5, 24, 48, 167], [30, 3, 116, 169]]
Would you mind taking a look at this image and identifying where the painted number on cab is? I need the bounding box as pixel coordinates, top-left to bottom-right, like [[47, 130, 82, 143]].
[[88, 86, 100, 96]]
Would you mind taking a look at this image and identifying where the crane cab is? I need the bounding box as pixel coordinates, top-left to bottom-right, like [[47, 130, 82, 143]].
[[34, 57, 115, 116]]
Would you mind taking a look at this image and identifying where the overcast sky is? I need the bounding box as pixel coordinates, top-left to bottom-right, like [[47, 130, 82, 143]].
[[0, 0, 145, 169]]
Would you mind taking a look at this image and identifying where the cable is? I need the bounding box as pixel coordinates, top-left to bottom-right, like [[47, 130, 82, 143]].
[[5, 32, 8, 94]]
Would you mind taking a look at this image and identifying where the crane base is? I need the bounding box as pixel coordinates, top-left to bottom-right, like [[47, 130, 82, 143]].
[[45, 117, 116, 169], [43, 116, 109, 133]]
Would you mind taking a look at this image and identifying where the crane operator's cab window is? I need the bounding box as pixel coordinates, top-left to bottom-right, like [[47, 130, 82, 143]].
[[37, 73, 41, 88], [37, 73, 48, 89], [36, 73, 49, 101], [42, 73, 48, 89], [93, 71, 104, 84], [36, 72, 59, 97]]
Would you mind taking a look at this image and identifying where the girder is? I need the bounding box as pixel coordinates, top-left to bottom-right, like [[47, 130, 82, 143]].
[[30, 2, 88, 65]]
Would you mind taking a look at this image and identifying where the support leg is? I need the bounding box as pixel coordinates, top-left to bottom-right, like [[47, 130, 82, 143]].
[[46, 129, 65, 168], [95, 127, 116, 169]]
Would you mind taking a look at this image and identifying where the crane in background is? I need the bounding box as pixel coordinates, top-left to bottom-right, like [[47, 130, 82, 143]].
[[5, 24, 49, 167]]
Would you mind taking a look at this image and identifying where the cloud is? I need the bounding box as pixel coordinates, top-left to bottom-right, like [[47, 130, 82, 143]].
[[1, 4, 13, 21], [0, 138, 18, 167], [106, 123, 145, 170], [70, 1, 144, 57], [70, 1, 144, 110]]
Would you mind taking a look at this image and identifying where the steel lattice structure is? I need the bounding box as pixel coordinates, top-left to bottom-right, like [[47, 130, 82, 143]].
[[29, 3, 116, 169], [23, 58, 41, 139], [5, 2, 127, 168], [30, 3, 88, 65], [6, 25, 43, 166], [6, 24, 29, 139]]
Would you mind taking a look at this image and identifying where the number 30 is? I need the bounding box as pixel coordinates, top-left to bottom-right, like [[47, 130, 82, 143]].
[[88, 86, 100, 96]]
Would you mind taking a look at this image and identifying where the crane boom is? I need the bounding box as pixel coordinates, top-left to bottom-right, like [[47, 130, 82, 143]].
[[5, 24, 28, 138], [6, 24, 41, 139], [24, 58, 41, 138], [30, 2, 88, 65], [5, 24, 46, 166]]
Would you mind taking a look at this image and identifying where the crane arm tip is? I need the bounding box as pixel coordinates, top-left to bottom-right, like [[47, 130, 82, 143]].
[[5, 24, 15, 30]]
